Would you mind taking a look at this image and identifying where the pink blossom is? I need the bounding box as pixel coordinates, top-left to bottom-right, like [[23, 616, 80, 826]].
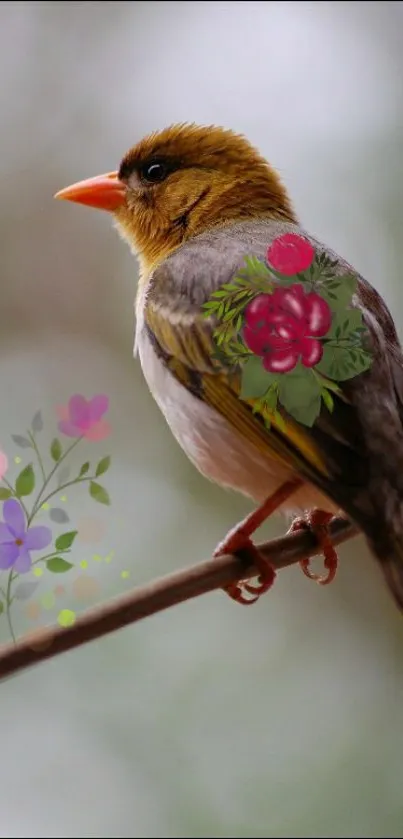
[[56, 394, 111, 441]]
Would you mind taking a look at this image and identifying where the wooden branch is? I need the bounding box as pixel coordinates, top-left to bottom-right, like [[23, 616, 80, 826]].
[[0, 516, 358, 682]]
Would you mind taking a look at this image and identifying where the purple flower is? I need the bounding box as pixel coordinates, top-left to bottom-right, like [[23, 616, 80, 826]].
[[0, 499, 52, 573], [56, 394, 111, 441]]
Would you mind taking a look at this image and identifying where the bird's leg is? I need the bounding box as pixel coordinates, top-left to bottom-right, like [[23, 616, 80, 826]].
[[213, 478, 303, 605], [288, 508, 338, 585]]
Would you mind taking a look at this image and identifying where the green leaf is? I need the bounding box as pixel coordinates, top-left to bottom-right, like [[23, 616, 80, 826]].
[[316, 345, 373, 381], [79, 461, 90, 476], [327, 308, 365, 340], [267, 267, 300, 284], [14, 580, 39, 600], [211, 289, 229, 298], [240, 356, 279, 400], [278, 366, 322, 428], [15, 464, 35, 497], [273, 410, 287, 432], [50, 438, 62, 462], [321, 388, 334, 413], [56, 465, 70, 488], [0, 488, 12, 500], [0, 601, 4, 615], [202, 300, 219, 310], [262, 386, 278, 411], [46, 557, 74, 573], [251, 387, 279, 419], [211, 346, 234, 366], [31, 410, 44, 433], [312, 370, 342, 394], [288, 394, 322, 427], [11, 434, 31, 449], [49, 507, 70, 524], [96, 456, 111, 477], [244, 255, 271, 277], [319, 274, 357, 309], [201, 304, 216, 316], [89, 481, 110, 506], [296, 271, 312, 283], [55, 530, 78, 551]]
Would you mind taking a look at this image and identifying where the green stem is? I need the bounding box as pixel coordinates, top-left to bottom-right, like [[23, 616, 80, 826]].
[[6, 550, 72, 608], [6, 570, 21, 610], [29, 436, 83, 524], [27, 430, 46, 482], [5, 571, 15, 643], [38, 475, 94, 510], [32, 549, 71, 567], [324, 337, 361, 347]]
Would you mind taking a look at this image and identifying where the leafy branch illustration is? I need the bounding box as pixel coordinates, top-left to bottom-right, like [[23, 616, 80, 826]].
[[202, 233, 373, 428], [203, 257, 275, 348], [0, 395, 112, 643]]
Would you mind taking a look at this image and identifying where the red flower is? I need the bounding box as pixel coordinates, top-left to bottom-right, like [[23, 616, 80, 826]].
[[267, 233, 315, 276], [243, 284, 332, 373]]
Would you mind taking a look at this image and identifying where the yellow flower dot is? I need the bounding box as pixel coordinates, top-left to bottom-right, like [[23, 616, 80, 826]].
[[121, 570, 130, 579], [57, 609, 76, 628], [104, 554, 113, 564], [92, 554, 102, 562], [14, 456, 21, 464], [33, 567, 44, 577], [60, 495, 67, 502], [80, 560, 88, 569], [41, 502, 50, 511]]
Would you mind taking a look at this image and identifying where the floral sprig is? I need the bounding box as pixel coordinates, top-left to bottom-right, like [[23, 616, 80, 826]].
[[0, 394, 112, 643], [202, 233, 373, 428]]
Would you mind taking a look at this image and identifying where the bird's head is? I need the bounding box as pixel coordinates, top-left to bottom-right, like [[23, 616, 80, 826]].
[[55, 123, 297, 274]]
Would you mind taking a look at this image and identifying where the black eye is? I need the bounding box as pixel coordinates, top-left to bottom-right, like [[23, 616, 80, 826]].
[[140, 160, 168, 184]]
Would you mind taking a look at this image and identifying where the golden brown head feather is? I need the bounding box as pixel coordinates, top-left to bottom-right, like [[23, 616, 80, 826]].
[[114, 123, 297, 275]]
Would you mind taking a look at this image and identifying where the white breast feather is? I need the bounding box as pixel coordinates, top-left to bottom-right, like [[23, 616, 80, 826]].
[[135, 324, 336, 517]]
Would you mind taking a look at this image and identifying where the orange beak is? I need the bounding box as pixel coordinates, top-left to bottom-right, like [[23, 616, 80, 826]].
[[54, 171, 126, 212]]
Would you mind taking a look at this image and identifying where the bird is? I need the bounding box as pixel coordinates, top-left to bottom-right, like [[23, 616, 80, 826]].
[[54, 122, 403, 609]]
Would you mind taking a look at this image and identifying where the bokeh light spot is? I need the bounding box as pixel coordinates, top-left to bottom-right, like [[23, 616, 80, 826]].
[[57, 609, 76, 627]]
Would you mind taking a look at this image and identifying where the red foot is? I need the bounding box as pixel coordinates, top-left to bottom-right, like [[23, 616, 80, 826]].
[[214, 479, 303, 606], [289, 509, 338, 585], [214, 531, 276, 605]]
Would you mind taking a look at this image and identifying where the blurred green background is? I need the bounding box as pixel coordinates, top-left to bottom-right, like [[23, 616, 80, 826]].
[[1, 1, 403, 836]]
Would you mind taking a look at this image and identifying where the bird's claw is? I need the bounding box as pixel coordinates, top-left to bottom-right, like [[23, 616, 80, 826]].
[[214, 530, 276, 606], [213, 481, 303, 605], [289, 508, 338, 585]]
